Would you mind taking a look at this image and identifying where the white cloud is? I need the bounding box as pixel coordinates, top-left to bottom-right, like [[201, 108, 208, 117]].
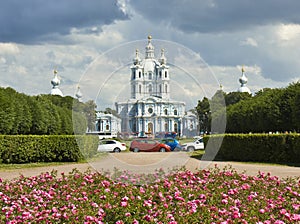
[[0, 57, 6, 64], [0, 43, 20, 55], [277, 23, 300, 41], [240, 37, 258, 47]]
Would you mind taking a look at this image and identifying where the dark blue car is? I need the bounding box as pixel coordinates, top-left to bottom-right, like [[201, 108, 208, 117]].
[[159, 138, 182, 151]]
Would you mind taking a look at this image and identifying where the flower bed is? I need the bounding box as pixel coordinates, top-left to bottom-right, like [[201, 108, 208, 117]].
[[0, 167, 299, 223]]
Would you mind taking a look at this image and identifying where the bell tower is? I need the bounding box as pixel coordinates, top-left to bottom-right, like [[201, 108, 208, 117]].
[[130, 36, 170, 100]]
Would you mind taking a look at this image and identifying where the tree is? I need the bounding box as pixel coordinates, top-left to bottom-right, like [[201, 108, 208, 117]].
[[14, 93, 33, 134], [84, 100, 97, 132], [196, 97, 210, 133], [225, 92, 252, 106], [0, 88, 16, 134]]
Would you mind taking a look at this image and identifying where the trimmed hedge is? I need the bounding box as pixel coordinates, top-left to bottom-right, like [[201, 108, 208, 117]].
[[0, 135, 98, 164], [203, 133, 300, 164]]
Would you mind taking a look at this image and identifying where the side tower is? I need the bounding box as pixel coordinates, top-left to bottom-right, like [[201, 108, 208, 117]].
[[50, 69, 63, 97], [237, 66, 251, 94]]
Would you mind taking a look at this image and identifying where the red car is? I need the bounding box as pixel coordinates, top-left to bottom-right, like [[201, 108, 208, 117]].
[[130, 139, 171, 152]]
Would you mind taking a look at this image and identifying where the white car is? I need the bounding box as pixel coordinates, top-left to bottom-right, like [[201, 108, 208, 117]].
[[97, 140, 127, 153], [182, 138, 204, 152]]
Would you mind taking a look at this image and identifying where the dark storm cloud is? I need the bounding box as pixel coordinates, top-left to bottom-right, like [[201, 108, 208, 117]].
[[0, 0, 128, 44], [131, 0, 300, 33]]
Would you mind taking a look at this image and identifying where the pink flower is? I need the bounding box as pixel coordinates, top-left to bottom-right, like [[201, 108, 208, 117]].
[[120, 201, 127, 207], [143, 199, 152, 207], [259, 209, 265, 214], [140, 187, 145, 194], [291, 214, 300, 221], [222, 199, 228, 204], [241, 183, 251, 190], [279, 209, 287, 215]]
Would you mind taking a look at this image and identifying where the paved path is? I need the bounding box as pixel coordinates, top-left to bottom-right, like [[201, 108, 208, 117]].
[[0, 152, 299, 181]]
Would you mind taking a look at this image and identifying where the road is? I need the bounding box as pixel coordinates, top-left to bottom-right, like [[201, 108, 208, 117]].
[[0, 152, 299, 181]]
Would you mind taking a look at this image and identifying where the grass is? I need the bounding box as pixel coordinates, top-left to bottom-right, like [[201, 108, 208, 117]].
[[189, 150, 205, 159], [0, 161, 87, 171]]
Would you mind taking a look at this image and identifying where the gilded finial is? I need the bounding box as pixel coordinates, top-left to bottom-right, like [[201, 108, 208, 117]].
[[241, 65, 245, 73]]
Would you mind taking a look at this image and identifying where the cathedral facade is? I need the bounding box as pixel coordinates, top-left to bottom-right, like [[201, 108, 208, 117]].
[[115, 36, 189, 137]]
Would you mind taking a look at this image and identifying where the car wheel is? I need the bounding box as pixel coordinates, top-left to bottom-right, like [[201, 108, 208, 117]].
[[159, 148, 166, 152], [113, 147, 121, 153], [187, 146, 194, 152], [133, 148, 139, 152]]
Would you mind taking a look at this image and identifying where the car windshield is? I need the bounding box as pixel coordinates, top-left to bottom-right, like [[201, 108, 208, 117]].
[[144, 140, 156, 144], [100, 140, 115, 145]]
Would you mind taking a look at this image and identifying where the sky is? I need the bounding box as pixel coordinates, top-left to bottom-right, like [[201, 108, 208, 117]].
[[1, 0, 300, 110]]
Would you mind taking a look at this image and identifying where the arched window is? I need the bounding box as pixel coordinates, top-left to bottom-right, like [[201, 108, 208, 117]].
[[174, 109, 178, 115], [165, 84, 168, 93], [106, 124, 110, 131], [139, 85, 142, 94], [159, 84, 162, 93], [133, 123, 136, 132], [149, 73, 152, 79], [174, 123, 178, 133], [159, 71, 162, 78], [164, 109, 168, 115], [148, 123, 153, 134], [164, 122, 168, 132], [133, 71, 135, 79], [139, 71, 141, 78], [149, 84, 152, 94], [165, 71, 168, 78]]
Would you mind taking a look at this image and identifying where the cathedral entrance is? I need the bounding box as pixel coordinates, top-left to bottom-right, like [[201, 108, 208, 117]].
[[148, 122, 153, 134]]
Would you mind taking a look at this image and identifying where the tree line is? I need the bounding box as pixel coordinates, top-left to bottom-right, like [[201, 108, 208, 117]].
[[196, 82, 300, 133], [0, 87, 96, 135]]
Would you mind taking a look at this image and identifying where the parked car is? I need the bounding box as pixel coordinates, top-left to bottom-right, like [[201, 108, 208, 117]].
[[97, 140, 127, 153], [159, 138, 182, 151], [130, 139, 171, 152], [182, 138, 204, 152], [155, 132, 177, 139]]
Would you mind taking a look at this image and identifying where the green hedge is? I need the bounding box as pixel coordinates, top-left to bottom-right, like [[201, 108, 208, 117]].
[[203, 133, 300, 164], [0, 135, 98, 164]]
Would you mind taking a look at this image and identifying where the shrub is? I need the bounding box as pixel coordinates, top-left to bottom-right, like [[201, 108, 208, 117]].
[[204, 133, 300, 164], [0, 135, 98, 164]]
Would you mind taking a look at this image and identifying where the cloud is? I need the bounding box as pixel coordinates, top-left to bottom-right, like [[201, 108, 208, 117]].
[[276, 23, 300, 41], [130, 0, 300, 34], [240, 37, 258, 47], [0, 43, 20, 55], [0, 0, 128, 44]]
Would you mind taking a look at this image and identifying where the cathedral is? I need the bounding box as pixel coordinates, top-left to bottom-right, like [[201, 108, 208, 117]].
[[115, 36, 197, 137]]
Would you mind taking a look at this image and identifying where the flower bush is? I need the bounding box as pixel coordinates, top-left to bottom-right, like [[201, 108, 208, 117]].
[[0, 166, 299, 223]]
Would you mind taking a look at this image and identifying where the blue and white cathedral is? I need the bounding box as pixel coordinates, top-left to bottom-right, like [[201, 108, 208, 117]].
[[115, 36, 196, 137]]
